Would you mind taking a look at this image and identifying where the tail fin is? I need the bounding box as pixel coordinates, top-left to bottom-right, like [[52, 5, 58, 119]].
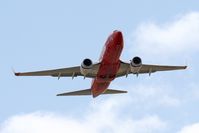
[[57, 89, 127, 96]]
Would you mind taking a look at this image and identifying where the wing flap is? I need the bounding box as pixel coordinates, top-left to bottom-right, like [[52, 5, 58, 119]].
[[57, 89, 127, 96]]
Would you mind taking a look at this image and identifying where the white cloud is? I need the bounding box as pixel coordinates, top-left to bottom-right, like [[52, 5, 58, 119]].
[[126, 85, 181, 107], [0, 97, 166, 133], [0, 112, 90, 133], [178, 123, 199, 133], [130, 12, 199, 57]]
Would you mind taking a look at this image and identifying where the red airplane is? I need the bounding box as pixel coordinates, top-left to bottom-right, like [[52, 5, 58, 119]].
[[15, 30, 187, 98]]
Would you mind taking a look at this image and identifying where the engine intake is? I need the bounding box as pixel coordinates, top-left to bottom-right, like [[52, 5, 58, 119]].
[[82, 58, 92, 68], [80, 58, 93, 76], [130, 56, 142, 74], [131, 56, 142, 67]]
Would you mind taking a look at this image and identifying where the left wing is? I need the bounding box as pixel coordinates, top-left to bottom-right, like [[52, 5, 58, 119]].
[[15, 63, 100, 78], [116, 61, 187, 77]]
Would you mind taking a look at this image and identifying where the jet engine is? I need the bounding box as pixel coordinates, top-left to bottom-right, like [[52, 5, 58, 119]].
[[131, 56, 142, 67], [130, 56, 142, 73], [80, 58, 93, 76]]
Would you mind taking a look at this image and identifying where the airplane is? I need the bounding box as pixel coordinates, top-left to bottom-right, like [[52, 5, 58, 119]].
[[15, 30, 187, 98]]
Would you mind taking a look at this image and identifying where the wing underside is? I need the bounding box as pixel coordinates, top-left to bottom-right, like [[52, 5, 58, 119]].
[[116, 61, 187, 77], [15, 61, 187, 79], [14, 60, 186, 98], [15, 60, 187, 79], [15, 63, 100, 78]]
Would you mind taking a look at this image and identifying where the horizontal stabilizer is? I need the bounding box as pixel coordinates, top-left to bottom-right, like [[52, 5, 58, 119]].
[[57, 89, 127, 96], [57, 89, 91, 96], [104, 89, 127, 94]]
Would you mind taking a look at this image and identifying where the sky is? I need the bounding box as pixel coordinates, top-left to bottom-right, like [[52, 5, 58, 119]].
[[0, 0, 199, 133]]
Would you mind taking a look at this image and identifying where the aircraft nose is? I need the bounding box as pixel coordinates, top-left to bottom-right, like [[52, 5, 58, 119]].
[[113, 30, 121, 34], [113, 30, 123, 44]]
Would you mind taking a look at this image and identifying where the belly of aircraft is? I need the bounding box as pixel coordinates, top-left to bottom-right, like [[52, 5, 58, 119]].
[[91, 61, 120, 97]]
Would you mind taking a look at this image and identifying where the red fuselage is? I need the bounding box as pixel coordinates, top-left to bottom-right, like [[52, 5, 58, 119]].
[[91, 30, 124, 97]]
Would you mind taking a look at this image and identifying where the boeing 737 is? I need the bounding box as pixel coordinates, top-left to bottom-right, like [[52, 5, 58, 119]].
[[15, 30, 187, 98]]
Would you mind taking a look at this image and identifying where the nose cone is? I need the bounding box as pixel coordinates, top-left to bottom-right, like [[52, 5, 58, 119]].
[[113, 30, 123, 44], [113, 30, 122, 36]]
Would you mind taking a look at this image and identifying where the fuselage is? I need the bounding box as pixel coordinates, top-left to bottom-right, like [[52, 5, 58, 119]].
[[91, 30, 124, 97]]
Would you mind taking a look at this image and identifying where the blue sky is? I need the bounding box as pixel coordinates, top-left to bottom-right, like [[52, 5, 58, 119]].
[[1, 0, 199, 133]]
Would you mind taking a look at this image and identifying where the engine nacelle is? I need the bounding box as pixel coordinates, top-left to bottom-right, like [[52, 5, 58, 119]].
[[131, 56, 142, 67], [80, 58, 93, 76], [130, 56, 142, 73]]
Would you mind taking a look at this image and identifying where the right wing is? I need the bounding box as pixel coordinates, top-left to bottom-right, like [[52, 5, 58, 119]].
[[116, 61, 187, 77], [15, 63, 100, 78]]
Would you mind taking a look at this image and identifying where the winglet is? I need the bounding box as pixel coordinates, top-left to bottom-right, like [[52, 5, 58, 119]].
[[15, 72, 21, 76], [12, 68, 20, 76], [182, 65, 187, 70], [185, 59, 189, 69]]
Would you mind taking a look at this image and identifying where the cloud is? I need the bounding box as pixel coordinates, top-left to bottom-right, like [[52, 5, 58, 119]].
[[130, 12, 199, 57], [0, 112, 89, 133], [0, 83, 179, 133], [178, 123, 199, 133], [124, 84, 181, 107], [0, 97, 166, 133]]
